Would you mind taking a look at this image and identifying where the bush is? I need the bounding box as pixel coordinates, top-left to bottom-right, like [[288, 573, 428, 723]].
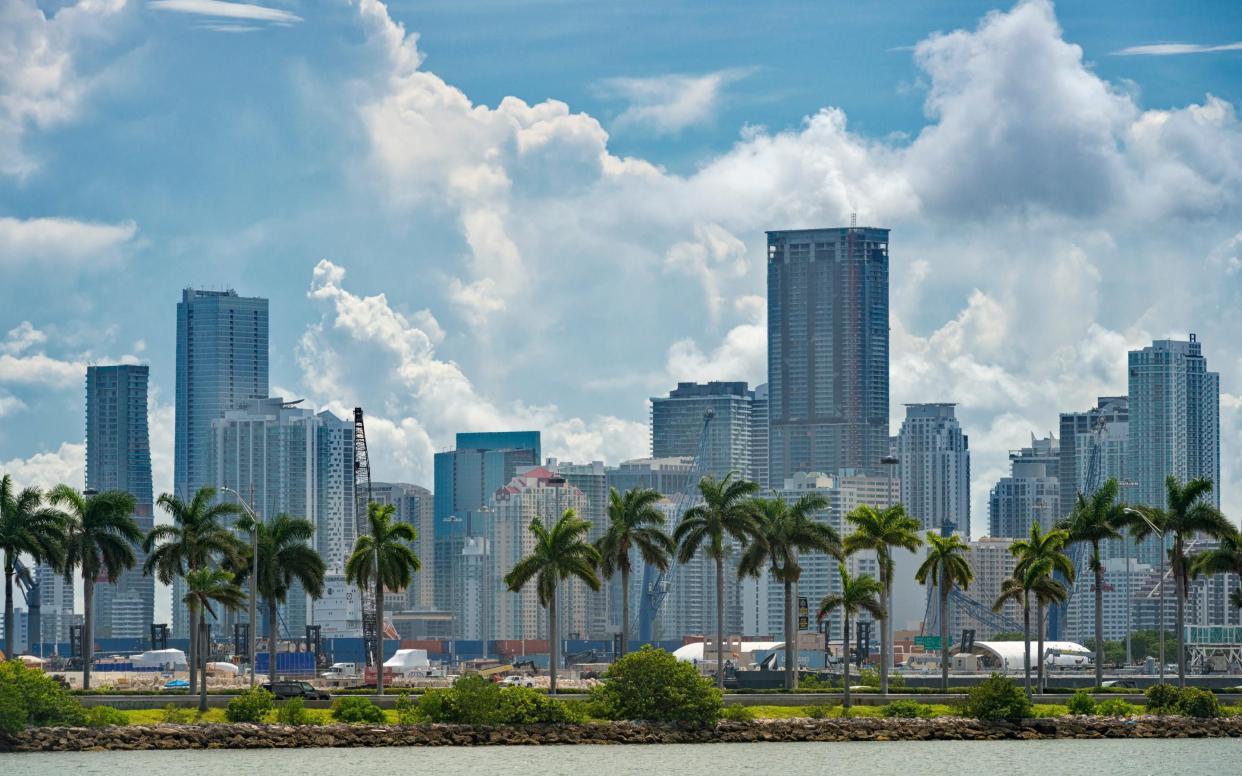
[[275, 697, 318, 726], [331, 696, 386, 724], [393, 693, 420, 725], [805, 703, 835, 719], [1145, 683, 1180, 714], [224, 687, 274, 723], [882, 700, 933, 719], [496, 686, 585, 724], [720, 704, 756, 721], [84, 705, 128, 727], [1066, 690, 1096, 716], [161, 704, 196, 724], [856, 668, 905, 690], [1177, 687, 1221, 719], [589, 646, 723, 723], [797, 674, 836, 692], [416, 678, 584, 725], [963, 674, 1031, 721], [0, 660, 86, 733], [1096, 698, 1138, 718]]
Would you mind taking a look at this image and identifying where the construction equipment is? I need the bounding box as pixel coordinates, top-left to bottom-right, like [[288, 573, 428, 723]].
[[353, 407, 377, 666], [636, 408, 714, 642], [922, 521, 1023, 637]]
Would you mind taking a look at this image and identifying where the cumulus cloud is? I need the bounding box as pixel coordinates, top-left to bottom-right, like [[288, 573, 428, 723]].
[[0, 216, 138, 266], [0, 442, 85, 490], [602, 68, 752, 134]]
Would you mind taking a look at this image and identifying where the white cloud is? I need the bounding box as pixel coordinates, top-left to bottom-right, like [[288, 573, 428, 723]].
[[0, 442, 84, 490], [602, 69, 752, 135], [1114, 41, 1242, 56], [1, 322, 48, 355], [147, 1, 301, 24], [0, 394, 26, 418], [0, 216, 138, 266], [664, 295, 766, 386], [0, 0, 130, 177], [0, 352, 86, 388]]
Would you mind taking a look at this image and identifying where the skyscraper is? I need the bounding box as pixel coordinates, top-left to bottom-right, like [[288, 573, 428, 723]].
[[767, 227, 890, 483], [988, 434, 1059, 539], [1127, 336, 1220, 510], [174, 288, 268, 637], [897, 403, 970, 535], [1058, 396, 1129, 518], [85, 365, 155, 639], [650, 381, 763, 483], [370, 482, 435, 612]]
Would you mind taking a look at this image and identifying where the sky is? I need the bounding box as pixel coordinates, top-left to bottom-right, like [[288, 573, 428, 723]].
[[3, 0, 1242, 567]]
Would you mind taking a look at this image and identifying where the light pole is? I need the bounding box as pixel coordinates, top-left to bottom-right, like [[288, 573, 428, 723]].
[[1124, 507, 1165, 683], [221, 486, 260, 689]]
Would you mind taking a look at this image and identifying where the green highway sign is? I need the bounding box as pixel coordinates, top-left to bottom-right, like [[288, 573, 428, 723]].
[[914, 635, 950, 650]]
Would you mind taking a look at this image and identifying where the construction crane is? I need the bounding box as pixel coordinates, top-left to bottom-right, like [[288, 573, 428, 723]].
[[352, 407, 378, 667], [9, 558, 40, 653], [636, 408, 714, 643], [921, 521, 1023, 637]]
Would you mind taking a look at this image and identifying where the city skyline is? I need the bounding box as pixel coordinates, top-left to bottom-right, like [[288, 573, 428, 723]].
[[4, 1, 1242, 628]]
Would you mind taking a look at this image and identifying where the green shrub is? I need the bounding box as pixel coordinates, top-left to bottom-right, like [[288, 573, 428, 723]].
[[84, 706, 128, 727], [1177, 687, 1220, 719], [720, 704, 756, 721], [882, 700, 933, 719], [416, 678, 584, 724], [275, 697, 318, 726], [797, 675, 836, 692], [0, 660, 87, 733], [496, 686, 585, 724], [805, 703, 835, 719], [453, 675, 503, 723], [1096, 698, 1138, 718], [1066, 690, 1096, 716], [224, 687, 274, 723], [393, 693, 421, 725], [589, 646, 723, 724], [963, 674, 1031, 721], [161, 704, 196, 724], [331, 696, 386, 724], [854, 668, 905, 690], [1145, 683, 1180, 714], [417, 688, 459, 723]]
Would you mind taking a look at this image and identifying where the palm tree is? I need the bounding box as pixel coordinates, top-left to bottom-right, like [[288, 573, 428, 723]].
[[994, 566, 1066, 697], [674, 471, 760, 689], [1, 476, 64, 658], [47, 486, 141, 691], [843, 504, 922, 694], [1131, 476, 1232, 687], [1009, 523, 1074, 692], [144, 487, 243, 694], [739, 493, 839, 690], [1059, 478, 1125, 689], [914, 532, 973, 692], [1191, 528, 1242, 595], [345, 501, 419, 696], [817, 563, 884, 710], [504, 508, 601, 695], [181, 568, 245, 711], [231, 514, 326, 685], [595, 487, 674, 657]]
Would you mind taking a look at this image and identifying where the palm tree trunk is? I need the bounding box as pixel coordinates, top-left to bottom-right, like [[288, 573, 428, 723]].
[[1094, 548, 1104, 689], [842, 613, 851, 711], [187, 599, 197, 694], [198, 610, 208, 713], [1175, 545, 1186, 688], [940, 568, 950, 693], [715, 555, 726, 690], [784, 577, 796, 690], [879, 561, 889, 696], [375, 576, 385, 696], [1037, 601, 1046, 694], [1022, 593, 1031, 697], [549, 589, 558, 696], [4, 563, 15, 658], [82, 575, 95, 691], [267, 598, 278, 687], [620, 566, 629, 658]]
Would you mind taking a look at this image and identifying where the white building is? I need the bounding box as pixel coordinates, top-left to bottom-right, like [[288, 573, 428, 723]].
[[898, 403, 970, 536], [988, 434, 1059, 539]]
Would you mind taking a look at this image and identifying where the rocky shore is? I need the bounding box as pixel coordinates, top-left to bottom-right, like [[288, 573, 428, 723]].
[[4, 716, 1242, 752]]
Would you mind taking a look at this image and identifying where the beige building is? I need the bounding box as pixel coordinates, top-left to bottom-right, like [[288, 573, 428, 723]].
[[951, 537, 1021, 639]]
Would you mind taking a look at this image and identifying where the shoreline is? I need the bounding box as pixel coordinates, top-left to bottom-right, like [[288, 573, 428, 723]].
[[5, 717, 1241, 752]]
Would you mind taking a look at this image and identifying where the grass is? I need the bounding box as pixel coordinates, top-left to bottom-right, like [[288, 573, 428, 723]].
[[741, 704, 959, 719], [118, 708, 405, 725]]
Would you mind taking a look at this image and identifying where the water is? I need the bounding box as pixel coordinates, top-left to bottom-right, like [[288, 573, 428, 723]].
[[2, 739, 1233, 776]]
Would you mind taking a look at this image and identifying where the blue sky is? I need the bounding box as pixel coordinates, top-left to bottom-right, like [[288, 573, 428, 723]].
[[3, 0, 1242, 540]]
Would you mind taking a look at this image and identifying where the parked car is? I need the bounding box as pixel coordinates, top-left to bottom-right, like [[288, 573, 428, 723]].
[[500, 674, 535, 688], [262, 681, 330, 700]]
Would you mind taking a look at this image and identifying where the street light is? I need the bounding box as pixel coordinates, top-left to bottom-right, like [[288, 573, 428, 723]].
[[1124, 506, 1166, 683], [220, 486, 260, 689]]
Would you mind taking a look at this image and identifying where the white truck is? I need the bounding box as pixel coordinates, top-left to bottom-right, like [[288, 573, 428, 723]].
[[321, 662, 361, 683]]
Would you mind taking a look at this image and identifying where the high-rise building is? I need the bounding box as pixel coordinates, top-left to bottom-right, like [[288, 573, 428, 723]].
[[897, 403, 970, 536], [433, 431, 540, 637], [549, 460, 611, 638], [650, 381, 764, 483], [370, 483, 435, 612], [35, 564, 78, 648], [1128, 337, 1220, 544], [950, 537, 1021, 640], [767, 227, 890, 483], [174, 288, 268, 637], [605, 457, 693, 497], [1058, 397, 1129, 516], [750, 384, 770, 490], [988, 434, 1059, 539], [209, 397, 355, 637], [85, 365, 154, 639]]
